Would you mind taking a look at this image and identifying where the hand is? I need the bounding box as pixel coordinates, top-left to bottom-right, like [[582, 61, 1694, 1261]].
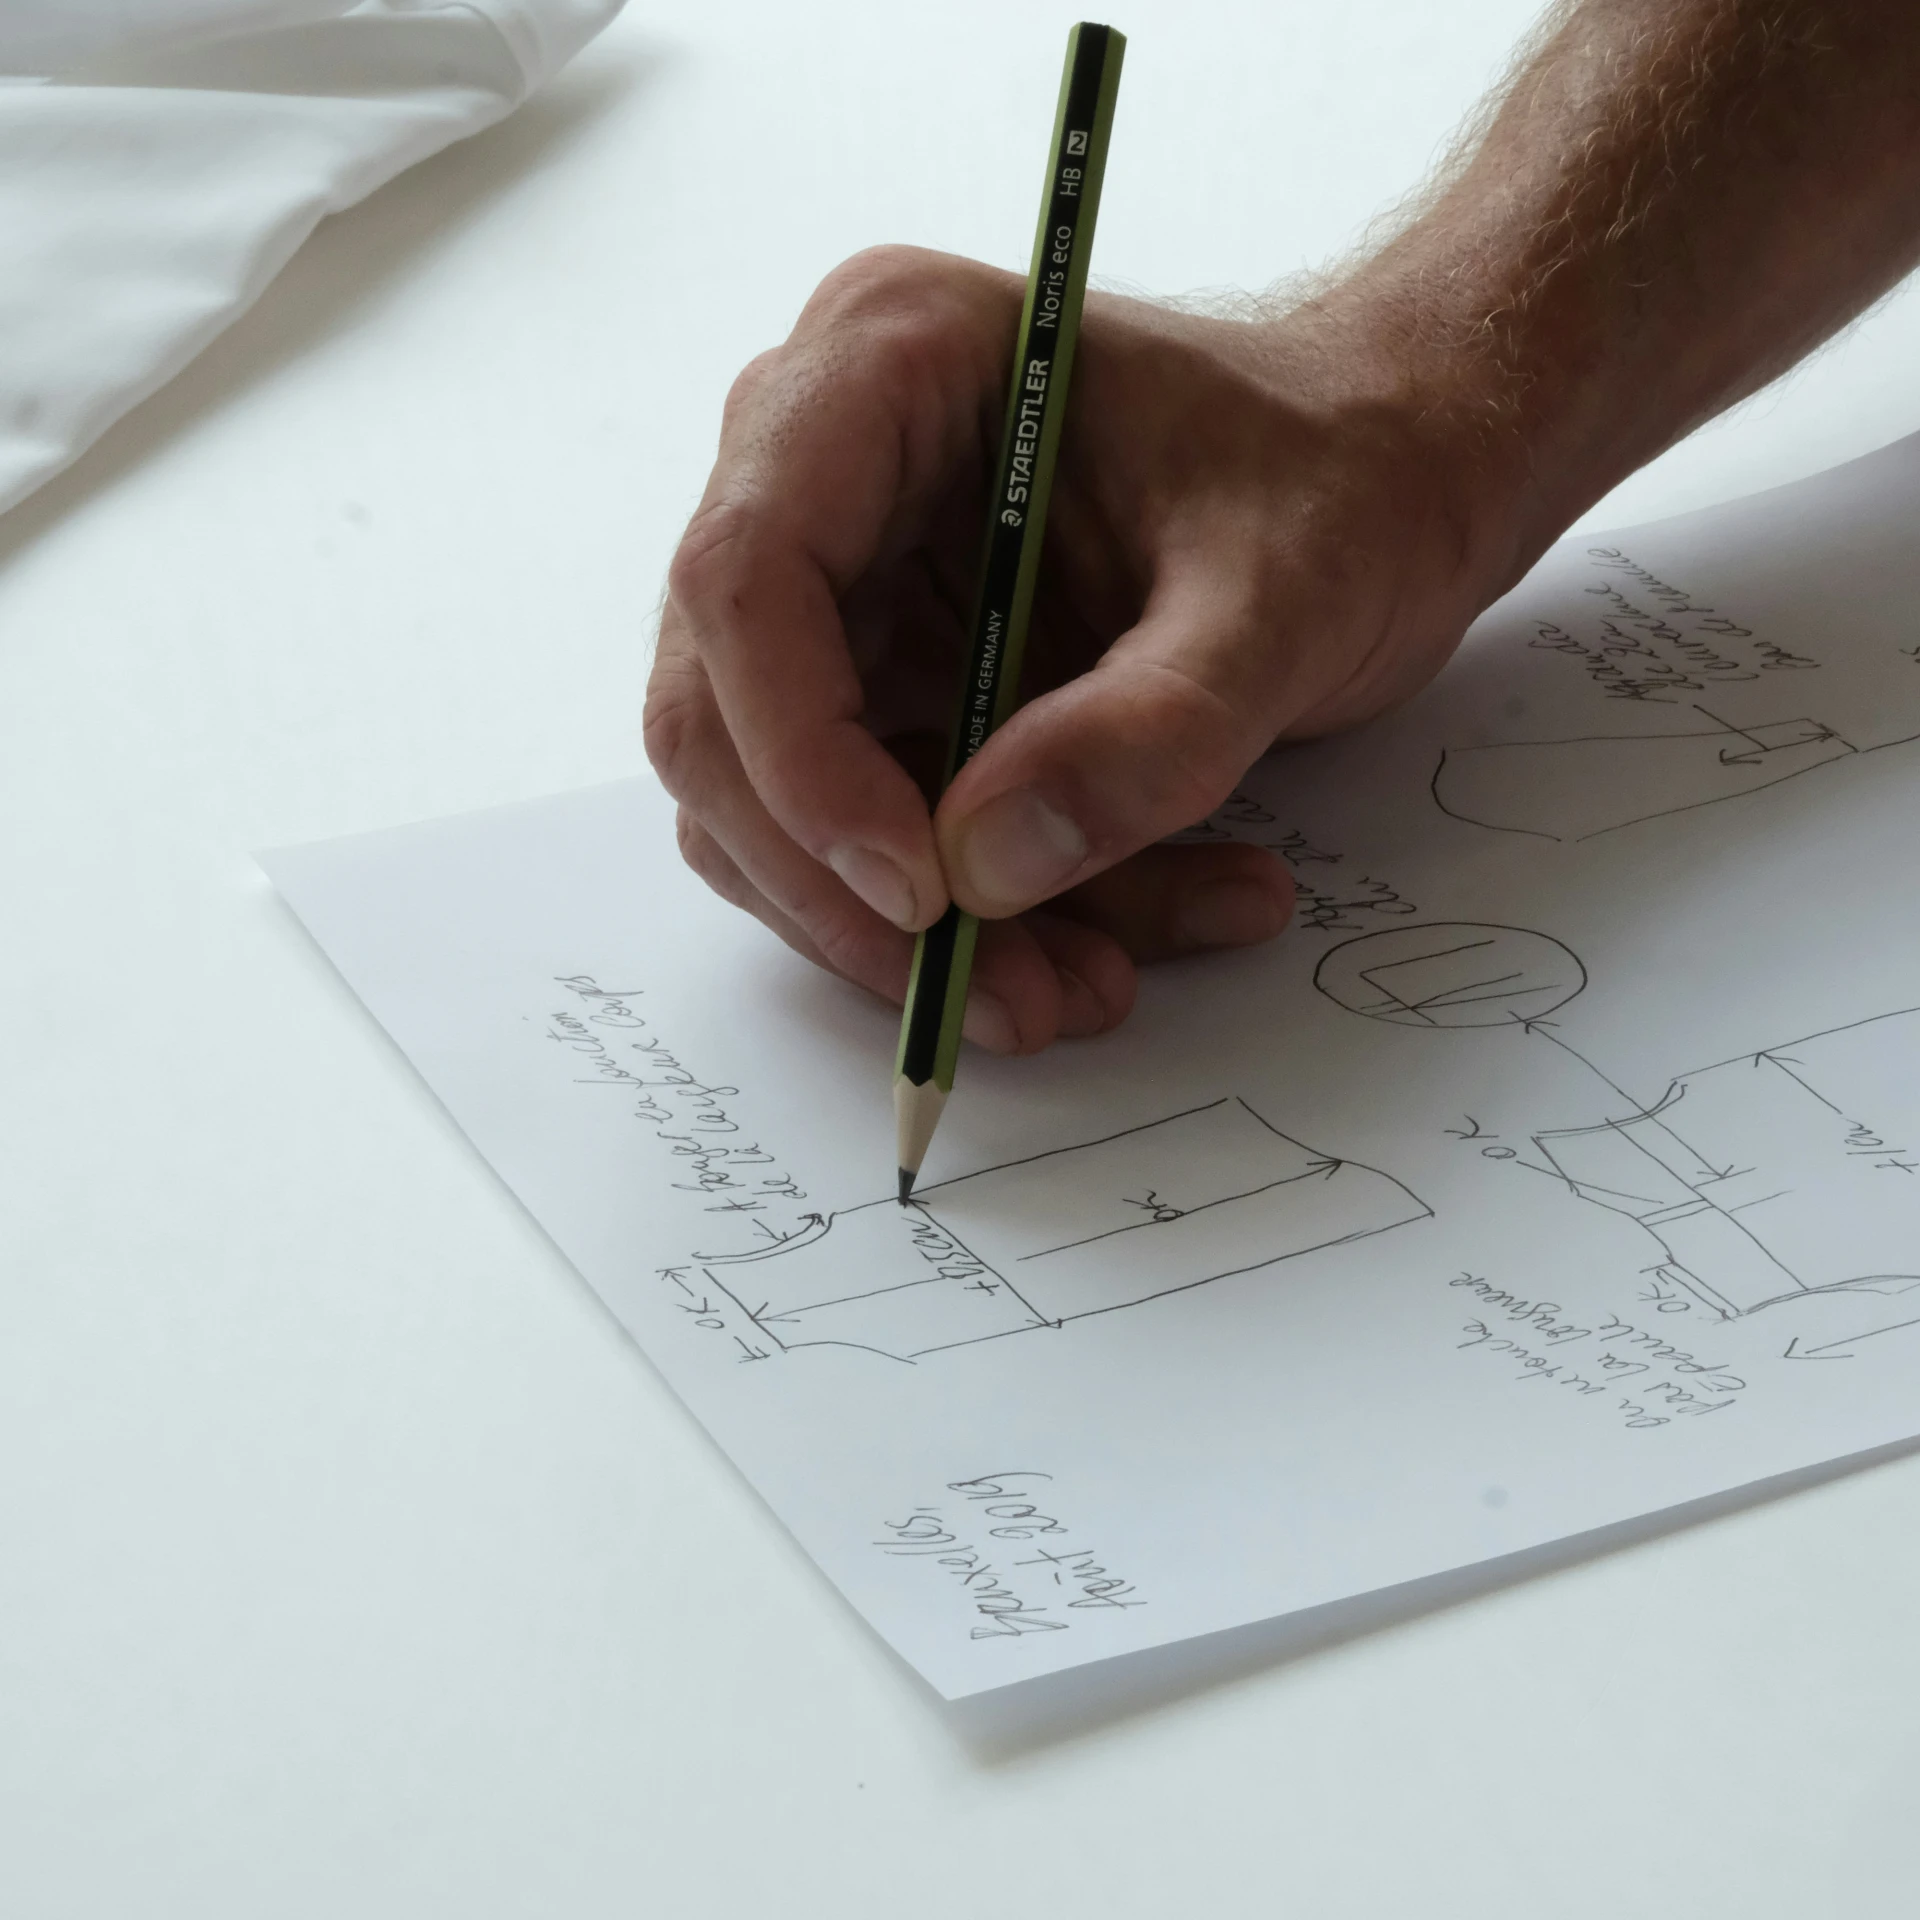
[[646, 245, 1517, 1054]]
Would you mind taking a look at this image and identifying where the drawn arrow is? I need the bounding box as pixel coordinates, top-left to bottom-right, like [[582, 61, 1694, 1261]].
[[1783, 1313, 1920, 1361], [1304, 1157, 1343, 1180], [1782, 1336, 1854, 1360], [1718, 724, 1838, 766], [693, 1212, 830, 1264]]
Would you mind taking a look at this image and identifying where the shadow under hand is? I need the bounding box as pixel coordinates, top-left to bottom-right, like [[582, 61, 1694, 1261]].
[[0, 40, 662, 574]]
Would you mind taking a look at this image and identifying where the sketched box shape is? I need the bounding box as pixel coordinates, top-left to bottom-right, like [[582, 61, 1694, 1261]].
[[704, 1099, 1431, 1362]]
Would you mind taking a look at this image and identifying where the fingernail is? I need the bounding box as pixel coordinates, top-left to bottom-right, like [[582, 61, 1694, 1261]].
[[827, 844, 918, 929], [1175, 878, 1290, 950], [950, 788, 1087, 915], [961, 989, 1018, 1055], [1055, 968, 1107, 1039]]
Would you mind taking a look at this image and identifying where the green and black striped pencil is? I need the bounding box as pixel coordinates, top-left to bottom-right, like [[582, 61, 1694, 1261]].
[[894, 21, 1126, 1199]]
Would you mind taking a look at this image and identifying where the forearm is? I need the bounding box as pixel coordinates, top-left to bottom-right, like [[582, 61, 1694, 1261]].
[[1338, 0, 1920, 591]]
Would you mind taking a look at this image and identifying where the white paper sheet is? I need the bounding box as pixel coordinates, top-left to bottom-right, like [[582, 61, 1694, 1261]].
[[265, 433, 1920, 1698]]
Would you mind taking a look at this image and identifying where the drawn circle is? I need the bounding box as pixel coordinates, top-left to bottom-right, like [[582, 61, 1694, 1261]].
[[1312, 922, 1587, 1030]]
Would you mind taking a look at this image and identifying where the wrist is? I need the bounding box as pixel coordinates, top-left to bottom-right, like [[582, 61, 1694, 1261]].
[[1307, 232, 1674, 605], [1247, 273, 1555, 617]]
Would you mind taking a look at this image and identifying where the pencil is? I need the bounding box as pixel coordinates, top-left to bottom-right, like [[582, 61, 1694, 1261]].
[[894, 20, 1126, 1199]]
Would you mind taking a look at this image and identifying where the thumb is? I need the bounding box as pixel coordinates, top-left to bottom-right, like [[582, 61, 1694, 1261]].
[[935, 582, 1294, 917]]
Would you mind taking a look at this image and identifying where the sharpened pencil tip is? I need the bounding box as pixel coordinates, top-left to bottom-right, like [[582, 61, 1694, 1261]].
[[894, 1076, 945, 1205]]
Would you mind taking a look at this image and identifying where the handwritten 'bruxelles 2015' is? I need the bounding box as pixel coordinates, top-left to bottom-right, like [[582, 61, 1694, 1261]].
[[874, 1472, 1146, 1642]]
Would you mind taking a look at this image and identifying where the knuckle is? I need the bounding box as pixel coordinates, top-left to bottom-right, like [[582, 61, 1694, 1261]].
[[804, 247, 1004, 400], [673, 806, 707, 877], [674, 810, 743, 903], [808, 921, 861, 982], [806, 897, 887, 987], [863, 315, 950, 412], [641, 659, 714, 799], [811, 244, 944, 319], [741, 734, 834, 840], [673, 805, 709, 868], [721, 348, 781, 427], [665, 497, 754, 620]]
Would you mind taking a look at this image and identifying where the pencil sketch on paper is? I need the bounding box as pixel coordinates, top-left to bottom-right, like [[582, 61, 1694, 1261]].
[[1312, 921, 1588, 1028], [696, 1098, 1433, 1364], [1431, 706, 1867, 842], [1315, 923, 1920, 1360], [1530, 1009, 1920, 1355]]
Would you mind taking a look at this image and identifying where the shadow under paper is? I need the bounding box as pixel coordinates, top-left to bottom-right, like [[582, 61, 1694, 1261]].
[[942, 1435, 1920, 1760]]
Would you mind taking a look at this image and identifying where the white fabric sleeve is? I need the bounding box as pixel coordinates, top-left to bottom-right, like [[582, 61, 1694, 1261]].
[[0, 0, 622, 515]]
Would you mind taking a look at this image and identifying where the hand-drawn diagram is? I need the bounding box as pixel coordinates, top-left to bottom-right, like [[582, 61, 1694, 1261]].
[[1316, 923, 1920, 1359], [1312, 921, 1587, 1028], [698, 1098, 1432, 1363], [1433, 706, 1864, 842], [1532, 1010, 1920, 1349]]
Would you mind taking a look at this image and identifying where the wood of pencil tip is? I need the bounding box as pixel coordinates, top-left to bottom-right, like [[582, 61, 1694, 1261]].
[[895, 1077, 949, 1202], [892, 21, 1125, 1201]]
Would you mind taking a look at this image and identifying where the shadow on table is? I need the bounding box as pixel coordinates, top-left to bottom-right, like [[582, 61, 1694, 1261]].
[[0, 40, 660, 575], [942, 1434, 1920, 1760]]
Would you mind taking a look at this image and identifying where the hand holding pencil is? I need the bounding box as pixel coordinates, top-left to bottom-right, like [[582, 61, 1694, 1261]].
[[646, 44, 1530, 1063], [651, 0, 1920, 1086]]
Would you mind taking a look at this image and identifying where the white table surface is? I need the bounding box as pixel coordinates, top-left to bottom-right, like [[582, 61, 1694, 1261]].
[[10, 4, 1920, 1913]]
